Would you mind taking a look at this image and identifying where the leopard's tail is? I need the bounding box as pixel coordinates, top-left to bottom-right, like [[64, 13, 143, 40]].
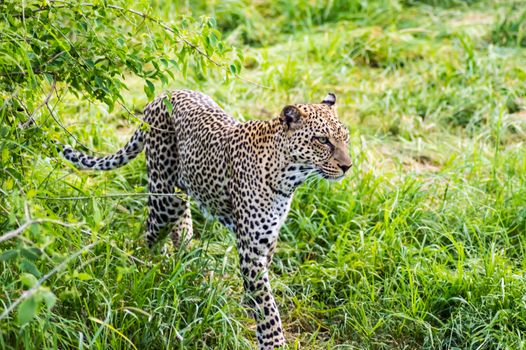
[[60, 129, 145, 170]]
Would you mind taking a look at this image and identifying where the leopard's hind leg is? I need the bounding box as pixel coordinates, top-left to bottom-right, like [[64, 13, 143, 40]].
[[145, 185, 193, 250], [143, 104, 193, 250], [144, 143, 193, 249]]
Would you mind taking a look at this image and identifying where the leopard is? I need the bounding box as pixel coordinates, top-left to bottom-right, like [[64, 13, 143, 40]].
[[61, 89, 352, 349]]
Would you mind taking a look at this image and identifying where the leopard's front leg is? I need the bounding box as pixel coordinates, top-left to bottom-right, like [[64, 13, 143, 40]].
[[238, 234, 285, 350], [229, 160, 293, 349]]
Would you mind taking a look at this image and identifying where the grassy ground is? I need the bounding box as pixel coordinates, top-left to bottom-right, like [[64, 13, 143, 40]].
[[2, 0, 526, 349]]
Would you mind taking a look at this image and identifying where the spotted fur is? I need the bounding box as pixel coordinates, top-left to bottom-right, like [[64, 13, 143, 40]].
[[61, 89, 352, 349]]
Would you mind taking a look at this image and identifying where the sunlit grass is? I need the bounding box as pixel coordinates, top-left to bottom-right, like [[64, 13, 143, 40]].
[[2, 0, 526, 349]]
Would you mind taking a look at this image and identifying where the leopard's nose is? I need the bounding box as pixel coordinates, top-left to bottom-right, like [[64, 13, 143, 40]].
[[338, 163, 352, 173]]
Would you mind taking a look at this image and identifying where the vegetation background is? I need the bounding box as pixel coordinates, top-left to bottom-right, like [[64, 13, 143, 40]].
[[1, 0, 526, 348]]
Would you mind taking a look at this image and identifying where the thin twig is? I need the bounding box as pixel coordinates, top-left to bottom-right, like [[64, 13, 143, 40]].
[[45, 96, 93, 152], [10, 5, 55, 18], [35, 192, 188, 201], [0, 241, 100, 321], [0, 218, 81, 243], [19, 78, 56, 129], [0, 70, 51, 77], [109, 243, 151, 267], [116, 99, 178, 133]]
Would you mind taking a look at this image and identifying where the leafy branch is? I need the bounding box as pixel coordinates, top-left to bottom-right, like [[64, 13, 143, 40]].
[[0, 241, 100, 323], [0, 203, 81, 243]]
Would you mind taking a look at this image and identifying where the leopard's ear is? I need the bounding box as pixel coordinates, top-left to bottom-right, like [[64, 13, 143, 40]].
[[280, 105, 302, 130], [321, 92, 336, 106]]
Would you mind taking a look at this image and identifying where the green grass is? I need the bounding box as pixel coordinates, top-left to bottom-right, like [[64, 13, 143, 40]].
[[2, 0, 526, 349]]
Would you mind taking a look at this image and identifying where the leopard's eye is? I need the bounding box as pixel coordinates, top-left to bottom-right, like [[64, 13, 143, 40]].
[[315, 136, 331, 145]]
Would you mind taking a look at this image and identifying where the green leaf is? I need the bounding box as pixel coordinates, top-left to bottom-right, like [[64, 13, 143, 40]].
[[20, 247, 41, 261], [20, 259, 41, 278], [234, 59, 242, 74], [0, 126, 9, 138], [144, 79, 155, 100], [40, 288, 57, 310], [26, 189, 37, 199], [75, 272, 93, 281], [163, 97, 174, 114], [208, 17, 217, 28], [92, 198, 101, 228], [2, 147, 9, 163], [0, 249, 18, 262], [20, 273, 38, 288], [208, 32, 218, 47], [17, 296, 39, 326]]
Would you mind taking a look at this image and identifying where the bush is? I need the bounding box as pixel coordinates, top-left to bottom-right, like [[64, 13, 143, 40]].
[[0, 0, 238, 330]]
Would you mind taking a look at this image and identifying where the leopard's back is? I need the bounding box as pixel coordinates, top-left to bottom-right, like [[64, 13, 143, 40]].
[[143, 90, 237, 227]]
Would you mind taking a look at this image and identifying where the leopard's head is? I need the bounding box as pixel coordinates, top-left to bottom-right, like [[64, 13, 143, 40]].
[[280, 93, 352, 180]]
